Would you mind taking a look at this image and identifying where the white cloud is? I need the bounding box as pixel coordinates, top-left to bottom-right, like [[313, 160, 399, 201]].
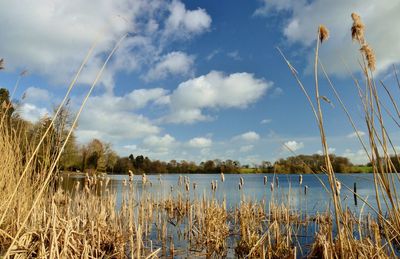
[[75, 90, 166, 143], [123, 144, 137, 150], [240, 145, 254, 153], [23, 87, 50, 103], [346, 130, 366, 138], [283, 140, 304, 151], [76, 111, 159, 143], [164, 0, 211, 40], [234, 131, 260, 142], [317, 147, 336, 155], [342, 148, 368, 164], [256, 0, 400, 75], [261, 118, 272, 124], [165, 71, 272, 123], [0, 0, 211, 90], [206, 49, 220, 61], [18, 103, 50, 123], [143, 134, 175, 147], [83, 88, 169, 112], [188, 137, 212, 148], [145, 51, 194, 81], [227, 50, 242, 61]]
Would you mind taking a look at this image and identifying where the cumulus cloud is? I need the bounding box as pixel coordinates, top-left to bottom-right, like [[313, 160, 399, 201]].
[[143, 134, 175, 147], [233, 131, 260, 142], [342, 148, 368, 164], [0, 0, 211, 90], [18, 103, 50, 123], [164, 0, 212, 39], [74, 88, 171, 143], [256, 0, 400, 75], [188, 137, 212, 148], [145, 51, 194, 81], [283, 140, 304, 151], [164, 71, 272, 123], [347, 130, 366, 138]]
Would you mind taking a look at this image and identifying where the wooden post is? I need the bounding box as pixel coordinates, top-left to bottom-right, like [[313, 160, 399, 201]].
[[354, 182, 357, 206]]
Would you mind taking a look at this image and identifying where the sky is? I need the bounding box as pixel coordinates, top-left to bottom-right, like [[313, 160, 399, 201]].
[[0, 0, 399, 165]]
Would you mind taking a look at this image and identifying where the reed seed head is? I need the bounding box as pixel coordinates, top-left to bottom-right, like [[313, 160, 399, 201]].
[[318, 25, 329, 43], [351, 12, 365, 44], [0, 58, 4, 70], [335, 180, 342, 195], [360, 44, 376, 71]]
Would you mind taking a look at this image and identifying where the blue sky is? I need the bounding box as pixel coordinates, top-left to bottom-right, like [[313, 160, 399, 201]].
[[0, 0, 399, 165]]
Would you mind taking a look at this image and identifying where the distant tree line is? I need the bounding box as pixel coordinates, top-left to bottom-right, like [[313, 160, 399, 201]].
[[112, 157, 242, 175], [271, 154, 354, 174]]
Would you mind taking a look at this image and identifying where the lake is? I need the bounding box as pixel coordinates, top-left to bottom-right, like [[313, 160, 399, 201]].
[[61, 173, 390, 215]]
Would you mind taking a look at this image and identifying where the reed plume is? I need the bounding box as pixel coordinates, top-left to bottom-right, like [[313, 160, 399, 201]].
[[360, 44, 376, 71], [319, 25, 329, 43], [351, 12, 365, 44]]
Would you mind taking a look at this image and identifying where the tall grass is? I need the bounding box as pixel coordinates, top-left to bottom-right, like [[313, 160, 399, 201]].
[[279, 12, 400, 258]]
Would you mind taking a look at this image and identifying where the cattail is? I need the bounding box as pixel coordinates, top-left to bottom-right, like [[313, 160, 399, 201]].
[[299, 174, 303, 185], [185, 182, 190, 192], [220, 172, 225, 182], [351, 13, 365, 44], [193, 182, 197, 190], [178, 175, 183, 186], [123, 179, 127, 187], [336, 180, 342, 195], [142, 173, 147, 185], [214, 180, 218, 191], [240, 177, 244, 186], [0, 58, 4, 70], [318, 25, 329, 43], [304, 185, 308, 195], [239, 182, 242, 190], [170, 185, 173, 192], [128, 170, 133, 182], [75, 181, 80, 191], [264, 176, 268, 185], [84, 173, 89, 187], [275, 176, 279, 187], [270, 182, 274, 192], [360, 44, 376, 71]]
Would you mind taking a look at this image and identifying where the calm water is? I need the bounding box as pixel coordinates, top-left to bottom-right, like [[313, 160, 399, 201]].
[[62, 173, 397, 215]]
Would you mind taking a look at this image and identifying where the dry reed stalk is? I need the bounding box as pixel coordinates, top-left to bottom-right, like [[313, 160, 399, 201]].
[[3, 34, 127, 258]]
